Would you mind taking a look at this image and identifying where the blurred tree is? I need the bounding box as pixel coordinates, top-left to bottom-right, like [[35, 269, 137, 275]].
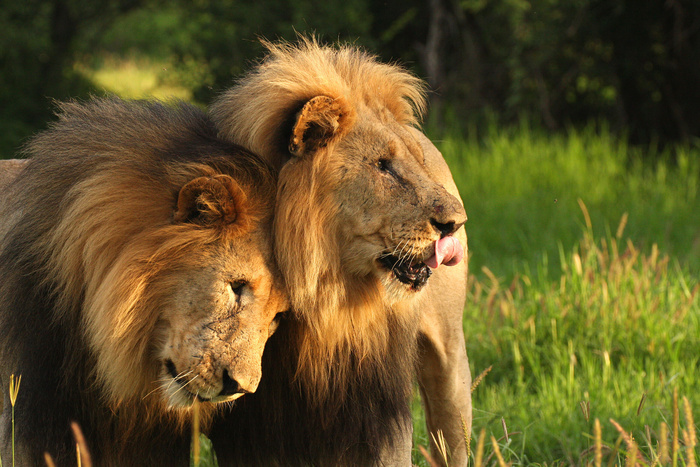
[[2, 0, 699, 157], [0, 0, 142, 155]]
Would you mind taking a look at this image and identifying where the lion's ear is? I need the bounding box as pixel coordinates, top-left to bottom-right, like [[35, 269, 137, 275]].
[[289, 96, 352, 157], [174, 175, 249, 229]]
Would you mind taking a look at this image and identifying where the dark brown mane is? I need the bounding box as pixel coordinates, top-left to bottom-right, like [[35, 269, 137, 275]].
[[211, 305, 419, 465], [0, 97, 275, 466]]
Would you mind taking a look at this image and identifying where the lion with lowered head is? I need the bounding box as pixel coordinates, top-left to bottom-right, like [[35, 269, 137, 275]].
[[0, 98, 288, 466], [209, 38, 471, 465]]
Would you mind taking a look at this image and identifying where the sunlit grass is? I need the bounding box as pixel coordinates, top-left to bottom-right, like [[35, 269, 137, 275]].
[[74, 55, 193, 101], [411, 209, 698, 465], [432, 120, 700, 280]]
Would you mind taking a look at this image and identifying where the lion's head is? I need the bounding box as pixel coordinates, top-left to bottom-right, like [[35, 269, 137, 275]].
[[0, 99, 288, 443], [210, 39, 466, 394], [119, 168, 288, 410]]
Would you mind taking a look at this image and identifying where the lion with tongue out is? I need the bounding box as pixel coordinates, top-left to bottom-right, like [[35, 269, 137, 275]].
[[209, 37, 471, 466]]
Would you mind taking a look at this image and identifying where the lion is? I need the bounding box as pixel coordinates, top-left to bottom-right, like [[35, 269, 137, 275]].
[[208, 38, 472, 465], [0, 98, 289, 466]]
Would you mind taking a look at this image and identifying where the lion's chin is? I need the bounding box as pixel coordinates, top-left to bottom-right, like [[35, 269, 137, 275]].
[[163, 375, 247, 409], [377, 254, 432, 292]]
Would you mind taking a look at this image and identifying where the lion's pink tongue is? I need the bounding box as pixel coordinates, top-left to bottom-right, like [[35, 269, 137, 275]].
[[425, 236, 464, 269]]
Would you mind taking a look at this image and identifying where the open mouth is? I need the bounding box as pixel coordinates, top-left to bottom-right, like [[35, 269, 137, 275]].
[[378, 254, 432, 291]]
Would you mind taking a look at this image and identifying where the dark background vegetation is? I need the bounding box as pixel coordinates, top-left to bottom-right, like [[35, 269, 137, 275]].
[[2, 0, 700, 157]]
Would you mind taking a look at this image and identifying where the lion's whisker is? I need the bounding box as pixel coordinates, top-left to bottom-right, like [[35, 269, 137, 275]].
[[170, 375, 200, 399]]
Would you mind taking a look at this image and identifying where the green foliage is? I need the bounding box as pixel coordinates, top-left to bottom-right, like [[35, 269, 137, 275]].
[[4, 0, 700, 155], [191, 433, 218, 467], [79, 0, 377, 104]]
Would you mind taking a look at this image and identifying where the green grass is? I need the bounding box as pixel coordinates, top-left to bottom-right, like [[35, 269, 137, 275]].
[[432, 120, 699, 281], [412, 218, 699, 465], [410, 122, 699, 465], [461, 219, 696, 463]]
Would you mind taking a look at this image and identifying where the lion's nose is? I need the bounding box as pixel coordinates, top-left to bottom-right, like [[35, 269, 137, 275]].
[[219, 369, 256, 396], [430, 207, 466, 237], [430, 218, 458, 237], [429, 191, 466, 237]]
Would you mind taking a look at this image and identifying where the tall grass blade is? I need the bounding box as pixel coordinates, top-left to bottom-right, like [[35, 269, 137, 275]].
[[577, 198, 592, 231], [471, 366, 492, 393], [594, 418, 602, 467], [430, 430, 450, 466], [683, 397, 697, 467], [490, 435, 508, 467], [192, 398, 201, 467], [8, 375, 20, 467], [71, 422, 92, 467], [637, 392, 647, 417], [659, 422, 669, 465], [673, 387, 679, 467], [474, 429, 485, 467], [610, 419, 641, 467], [419, 445, 440, 467], [460, 412, 471, 463]]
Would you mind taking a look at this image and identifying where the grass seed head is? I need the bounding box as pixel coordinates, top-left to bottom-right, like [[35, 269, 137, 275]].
[[8, 374, 21, 407]]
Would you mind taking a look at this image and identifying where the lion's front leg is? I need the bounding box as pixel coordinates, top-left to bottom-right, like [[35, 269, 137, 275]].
[[417, 260, 471, 467], [377, 417, 413, 466]]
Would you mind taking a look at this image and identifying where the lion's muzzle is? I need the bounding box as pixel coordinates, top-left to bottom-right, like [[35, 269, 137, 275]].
[[164, 358, 258, 406]]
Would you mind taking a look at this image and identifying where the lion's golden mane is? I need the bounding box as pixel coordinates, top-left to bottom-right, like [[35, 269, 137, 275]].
[[209, 38, 468, 465], [213, 38, 428, 394], [0, 98, 279, 466]]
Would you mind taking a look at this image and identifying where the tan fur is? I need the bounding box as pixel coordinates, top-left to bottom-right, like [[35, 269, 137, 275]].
[[211, 38, 472, 466], [0, 99, 288, 466]]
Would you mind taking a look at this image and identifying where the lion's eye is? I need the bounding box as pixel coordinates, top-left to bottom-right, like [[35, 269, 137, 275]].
[[376, 158, 391, 172], [230, 281, 247, 303]]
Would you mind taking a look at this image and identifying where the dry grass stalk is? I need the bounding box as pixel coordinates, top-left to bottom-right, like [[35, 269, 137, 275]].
[[610, 418, 641, 467], [501, 418, 509, 444], [581, 400, 591, 423], [474, 429, 486, 467], [659, 422, 669, 465], [594, 418, 603, 467], [70, 422, 92, 467], [471, 366, 492, 393], [673, 387, 680, 466], [9, 374, 20, 467], [490, 435, 508, 467], [637, 393, 647, 417], [683, 397, 697, 467], [460, 412, 472, 462], [430, 429, 450, 466], [616, 212, 629, 239], [419, 445, 440, 467], [43, 453, 56, 467], [192, 398, 201, 467]]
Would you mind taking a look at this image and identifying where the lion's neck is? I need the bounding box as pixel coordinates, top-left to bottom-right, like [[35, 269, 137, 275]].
[[291, 272, 420, 408]]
